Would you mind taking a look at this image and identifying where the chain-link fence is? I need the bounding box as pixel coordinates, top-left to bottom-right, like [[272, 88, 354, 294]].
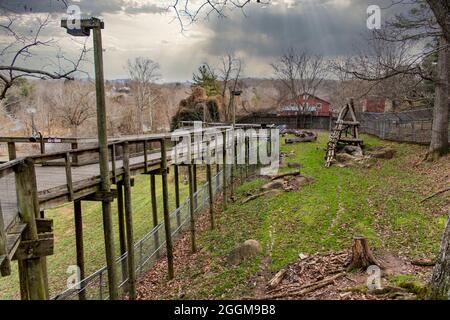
[[357, 108, 450, 144], [54, 165, 240, 300]]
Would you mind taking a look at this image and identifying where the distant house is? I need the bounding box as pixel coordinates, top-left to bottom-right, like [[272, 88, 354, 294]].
[[278, 93, 331, 117], [361, 97, 394, 113]]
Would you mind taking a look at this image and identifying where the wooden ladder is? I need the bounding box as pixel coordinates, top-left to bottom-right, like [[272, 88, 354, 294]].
[[325, 122, 345, 167]]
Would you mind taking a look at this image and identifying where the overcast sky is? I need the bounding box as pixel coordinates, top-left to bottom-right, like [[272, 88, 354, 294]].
[[0, 0, 406, 82]]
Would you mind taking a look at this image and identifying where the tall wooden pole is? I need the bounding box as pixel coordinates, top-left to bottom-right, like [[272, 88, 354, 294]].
[[74, 200, 86, 300], [122, 142, 136, 299], [160, 139, 174, 279], [93, 25, 118, 300]]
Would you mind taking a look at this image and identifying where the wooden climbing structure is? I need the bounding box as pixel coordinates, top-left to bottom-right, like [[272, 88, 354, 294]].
[[325, 99, 363, 167]]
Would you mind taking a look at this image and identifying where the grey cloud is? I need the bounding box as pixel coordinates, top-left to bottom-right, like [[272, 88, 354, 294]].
[[0, 0, 165, 15], [199, 0, 399, 59]]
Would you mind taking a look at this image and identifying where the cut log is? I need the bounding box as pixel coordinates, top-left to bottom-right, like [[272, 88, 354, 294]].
[[346, 236, 382, 271], [267, 269, 287, 290], [241, 190, 277, 204], [285, 136, 316, 144]]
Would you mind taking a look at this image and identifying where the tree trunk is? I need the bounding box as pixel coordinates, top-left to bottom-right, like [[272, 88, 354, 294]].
[[427, 36, 449, 160], [346, 236, 382, 271], [428, 211, 450, 299], [426, 0, 450, 44]]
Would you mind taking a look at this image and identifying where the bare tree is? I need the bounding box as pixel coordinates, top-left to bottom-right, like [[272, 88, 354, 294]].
[[218, 54, 242, 121], [271, 48, 328, 126], [127, 57, 161, 133], [335, 1, 449, 159], [0, 10, 88, 101], [47, 82, 96, 137]]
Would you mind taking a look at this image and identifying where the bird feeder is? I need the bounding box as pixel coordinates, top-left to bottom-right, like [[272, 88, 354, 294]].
[[61, 17, 104, 37]]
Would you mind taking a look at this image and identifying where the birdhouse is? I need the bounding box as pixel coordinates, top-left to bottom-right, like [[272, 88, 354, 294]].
[[61, 17, 104, 37]]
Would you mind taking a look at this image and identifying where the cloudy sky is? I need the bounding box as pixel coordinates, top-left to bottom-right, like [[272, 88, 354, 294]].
[[0, 0, 406, 82]]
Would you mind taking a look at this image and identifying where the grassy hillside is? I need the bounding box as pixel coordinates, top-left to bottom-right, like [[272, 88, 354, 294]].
[[139, 132, 448, 299]]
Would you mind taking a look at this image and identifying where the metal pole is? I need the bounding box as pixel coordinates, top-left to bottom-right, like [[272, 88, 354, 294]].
[[92, 26, 118, 300], [188, 165, 196, 252]]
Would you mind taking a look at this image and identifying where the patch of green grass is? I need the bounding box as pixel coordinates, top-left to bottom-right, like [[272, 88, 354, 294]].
[[162, 131, 445, 299]]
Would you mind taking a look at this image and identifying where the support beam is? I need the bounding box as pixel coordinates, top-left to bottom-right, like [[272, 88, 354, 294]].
[[150, 174, 159, 257], [116, 182, 128, 287], [160, 139, 174, 279], [174, 165, 181, 226], [122, 142, 136, 300], [74, 200, 86, 300], [15, 159, 48, 300], [188, 165, 197, 253], [7, 142, 16, 161]]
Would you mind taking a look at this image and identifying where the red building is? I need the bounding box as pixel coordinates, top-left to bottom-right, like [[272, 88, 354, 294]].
[[278, 93, 331, 117]]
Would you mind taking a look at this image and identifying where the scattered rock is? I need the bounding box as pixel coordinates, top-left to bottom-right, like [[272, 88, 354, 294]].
[[226, 240, 262, 266]]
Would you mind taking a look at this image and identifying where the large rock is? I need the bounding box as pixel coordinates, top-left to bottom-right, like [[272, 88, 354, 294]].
[[367, 147, 396, 159], [342, 145, 363, 157], [226, 240, 262, 266], [261, 179, 284, 190], [335, 152, 357, 163]]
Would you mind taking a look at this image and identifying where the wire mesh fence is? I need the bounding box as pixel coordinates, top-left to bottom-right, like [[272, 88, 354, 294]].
[[54, 165, 239, 300], [357, 108, 450, 145]]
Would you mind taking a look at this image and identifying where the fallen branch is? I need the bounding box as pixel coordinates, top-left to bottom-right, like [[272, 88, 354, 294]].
[[270, 171, 299, 181], [420, 187, 450, 203], [258, 272, 346, 300], [241, 190, 276, 204], [411, 259, 435, 267]]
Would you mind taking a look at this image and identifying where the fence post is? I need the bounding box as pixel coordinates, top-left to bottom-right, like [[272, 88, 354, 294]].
[[122, 142, 136, 299], [160, 139, 174, 279], [74, 200, 86, 300], [15, 159, 48, 300], [188, 165, 197, 253]]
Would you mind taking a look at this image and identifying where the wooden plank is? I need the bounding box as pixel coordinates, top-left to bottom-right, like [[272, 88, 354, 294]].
[[0, 201, 11, 276], [82, 190, 118, 202], [13, 238, 54, 260]]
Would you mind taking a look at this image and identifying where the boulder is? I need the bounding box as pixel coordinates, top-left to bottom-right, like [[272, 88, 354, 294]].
[[367, 147, 396, 159], [226, 240, 262, 265], [342, 145, 363, 157], [335, 152, 356, 163]]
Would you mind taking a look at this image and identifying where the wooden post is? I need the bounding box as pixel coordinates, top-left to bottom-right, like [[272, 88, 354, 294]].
[[116, 181, 128, 286], [206, 164, 214, 230], [174, 165, 181, 226], [71, 142, 79, 165], [188, 165, 196, 252], [150, 174, 159, 256], [122, 142, 136, 299], [7, 142, 16, 160], [39, 134, 45, 155], [230, 134, 234, 200], [93, 25, 118, 300], [193, 163, 198, 209], [160, 139, 174, 279], [245, 135, 249, 178], [74, 200, 86, 300], [15, 159, 48, 300], [222, 131, 227, 210], [64, 152, 74, 201], [0, 201, 11, 276]]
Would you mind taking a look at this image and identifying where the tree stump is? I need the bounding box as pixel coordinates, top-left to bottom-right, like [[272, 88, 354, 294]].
[[346, 236, 382, 271]]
